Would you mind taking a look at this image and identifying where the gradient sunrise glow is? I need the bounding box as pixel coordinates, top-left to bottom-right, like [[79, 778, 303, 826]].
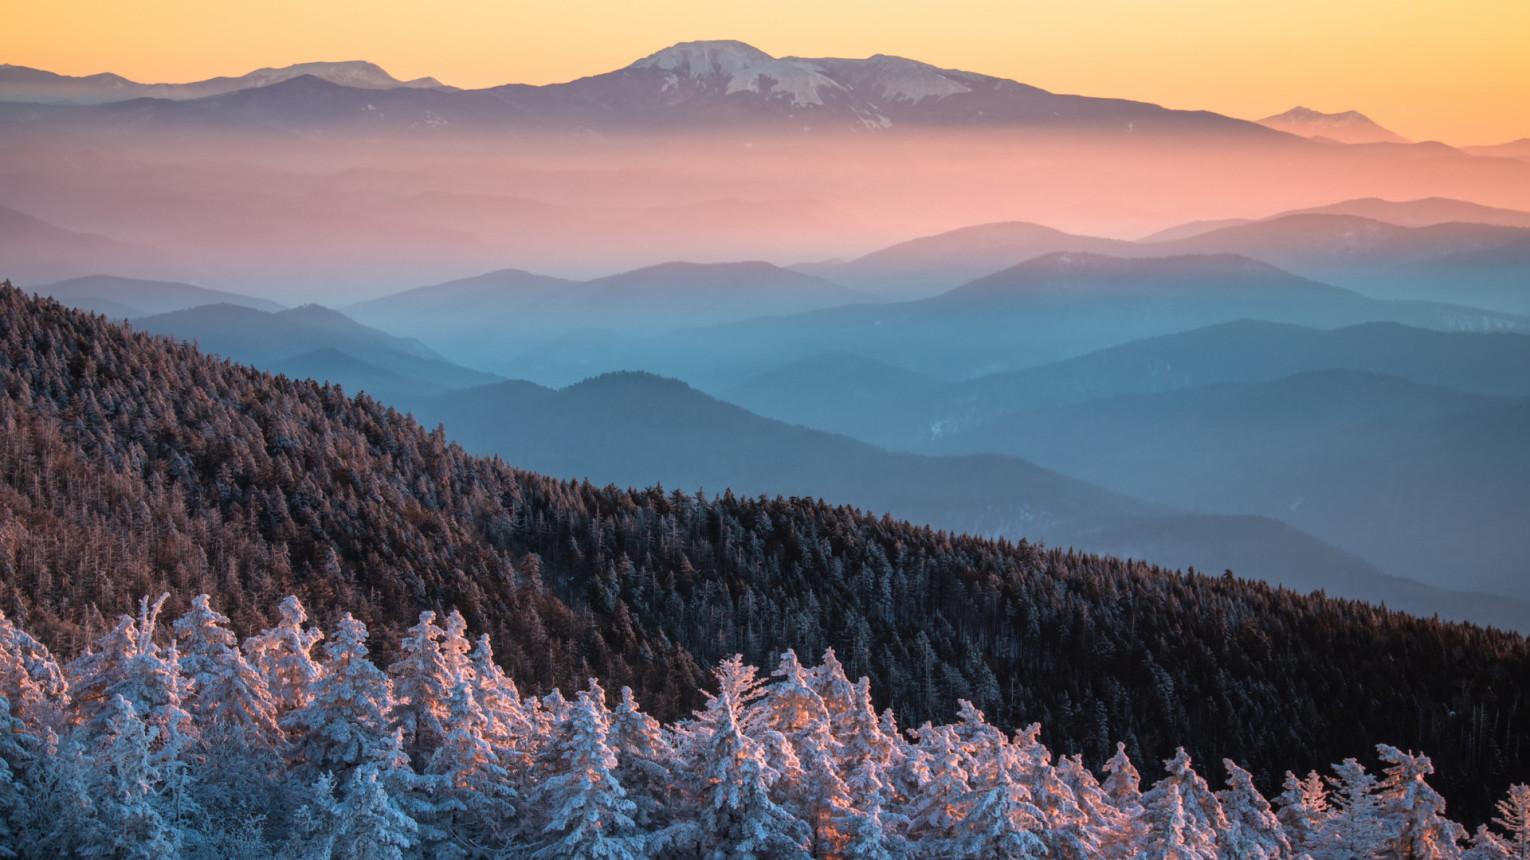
[[8, 0, 1528, 146]]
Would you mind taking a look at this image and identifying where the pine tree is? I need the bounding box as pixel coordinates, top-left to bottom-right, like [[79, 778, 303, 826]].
[[1377, 745, 1466, 860], [18, 731, 109, 858], [175, 594, 283, 749], [284, 612, 393, 778], [1494, 784, 1530, 860], [1217, 759, 1290, 860], [1135, 749, 1225, 860], [243, 595, 323, 716], [950, 745, 1049, 860], [0, 609, 68, 733], [1464, 825, 1513, 860], [904, 722, 973, 850], [1275, 770, 1331, 858], [1323, 758, 1386, 860], [67, 593, 195, 745], [89, 695, 195, 859], [1102, 742, 1144, 816], [390, 610, 456, 769], [529, 680, 647, 860], [768, 650, 854, 858], [310, 760, 422, 860], [1058, 753, 1131, 860], [690, 657, 812, 860], [608, 685, 675, 830], [425, 669, 517, 858]]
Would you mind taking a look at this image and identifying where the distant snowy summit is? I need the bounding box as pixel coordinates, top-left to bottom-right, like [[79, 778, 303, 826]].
[[1258, 106, 1410, 144]]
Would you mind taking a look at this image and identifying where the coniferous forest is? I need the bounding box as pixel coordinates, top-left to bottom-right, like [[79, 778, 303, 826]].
[[2, 280, 1530, 856], [0, 594, 1522, 859]]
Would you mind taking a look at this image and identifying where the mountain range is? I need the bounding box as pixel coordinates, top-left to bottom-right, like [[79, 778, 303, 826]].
[[0, 60, 446, 104], [0, 41, 1289, 138], [405, 369, 1530, 631]]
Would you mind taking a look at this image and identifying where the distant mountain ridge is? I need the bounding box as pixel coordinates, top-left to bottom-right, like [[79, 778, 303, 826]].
[[0, 60, 446, 104], [1258, 106, 1410, 144], [0, 41, 1291, 137]]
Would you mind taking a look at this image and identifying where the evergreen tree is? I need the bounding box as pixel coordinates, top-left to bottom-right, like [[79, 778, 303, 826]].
[[904, 722, 973, 850], [1377, 745, 1466, 860], [950, 745, 1049, 860], [67, 593, 195, 745], [425, 672, 518, 858], [1494, 784, 1530, 860], [768, 650, 854, 857], [1058, 753, 1131, 860], [1102, 742, 1143, 815], [1464, 825, 1513, 860], [390, 610, 457, 769], [0, 610, 67, 733], [243, 595, 324, 716], [1275, 770, 1332, 859], [608, 685, 676, 830], [691, 657, 812, 860], [284, 612, 393, 778], [1323, 758, 1387, 860], [90, 695, 196, 859], [1135, 749, 1225, 860], [529, 681, 646, 860], [1217, 759, 1290, 860]]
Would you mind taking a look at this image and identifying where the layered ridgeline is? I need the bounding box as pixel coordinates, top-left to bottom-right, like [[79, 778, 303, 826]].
[[1, 281, 1529, 823], [0, 598, 1516, 858]]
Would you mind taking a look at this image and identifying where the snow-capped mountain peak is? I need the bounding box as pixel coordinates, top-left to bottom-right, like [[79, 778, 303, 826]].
[[628, 40, 846, 107]]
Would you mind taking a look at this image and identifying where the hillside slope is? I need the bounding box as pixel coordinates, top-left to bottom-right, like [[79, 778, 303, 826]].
[[0, 281, 1527, 818]]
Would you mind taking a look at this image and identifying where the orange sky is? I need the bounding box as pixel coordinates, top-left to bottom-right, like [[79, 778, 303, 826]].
[[8, 0, 1529, 145]]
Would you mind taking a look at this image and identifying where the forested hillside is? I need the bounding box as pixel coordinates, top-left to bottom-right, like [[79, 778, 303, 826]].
[[1, 280, 1528, 822]]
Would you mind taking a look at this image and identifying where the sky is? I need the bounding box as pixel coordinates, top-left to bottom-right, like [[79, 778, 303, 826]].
[[8, 0, 1529, 145]]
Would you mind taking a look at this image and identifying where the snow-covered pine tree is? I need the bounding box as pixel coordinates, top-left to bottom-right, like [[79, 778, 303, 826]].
[[175, 594, 283, 750], [16, 732, 109, 858], [840, 676, 907, 809], [1058, 753, 1132, 860], [243, 594, 323, 716], [1102, 741, 1144, 816], [1134, 748, 1226, 860], [173, 593, 287, 837], [310, 759, 422, 860], [283, 612, 393, 779], [768, 649, 854, 857], [904, 722, 973, 851], [0, 693, 34, 858], [949, 744, 1049, 860], [1494, 784, 1530, 860], [1323, 757, 1387, 860], [66, 593, 195, 745], [529, 680, 647, 860], [842, 797, 910, 860], [424, 668, 517, 858], [1377, 744, 1467, 860], [390, 610, 456, 769], [1011, 723, 1102, 860], [608, 685, 676, 830], [690, 656, 812, 860], [1217, 759, 1291, 860], [809, 647, 861, 739], [0, 609, 68, 733], [89, 694, 196, 859], [1275, 770, 1332, 858], [1464, 824, 1513, 860]]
